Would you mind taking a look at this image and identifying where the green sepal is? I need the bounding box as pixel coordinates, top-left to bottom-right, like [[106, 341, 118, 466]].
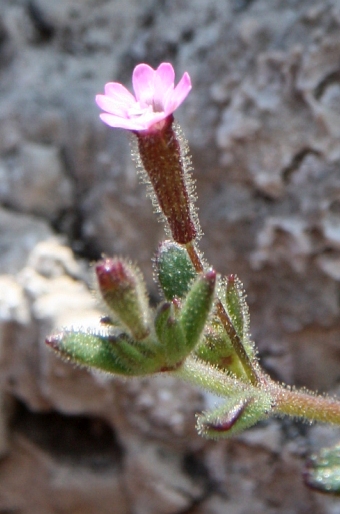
[[304, 444, 340, 494], [46, 330, 164, 376], [180, 269, 216, 351], [197, 389, 272, 439], [154, 301, 187, 367], [155, 241, 197, 300], [195, 321, 248, 379]]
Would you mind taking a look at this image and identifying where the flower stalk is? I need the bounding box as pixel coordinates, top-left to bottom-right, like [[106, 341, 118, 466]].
[[273, 386, 340, 425]]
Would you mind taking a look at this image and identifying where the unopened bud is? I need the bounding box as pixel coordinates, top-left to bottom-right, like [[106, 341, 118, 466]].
[[95, 258, 150, 340], [155, 240, 196, 300]]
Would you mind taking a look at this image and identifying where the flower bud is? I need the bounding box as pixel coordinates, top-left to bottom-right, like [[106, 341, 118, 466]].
[[95, 258, 150, 340], [155, 240, 196, 300]]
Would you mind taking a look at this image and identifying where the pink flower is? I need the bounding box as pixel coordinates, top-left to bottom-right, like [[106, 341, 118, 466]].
[[95, 63, 192, 132]]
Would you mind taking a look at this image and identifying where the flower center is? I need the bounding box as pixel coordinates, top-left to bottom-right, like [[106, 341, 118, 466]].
[[128, 102, 152, 118], [128, 96, 164, 119]]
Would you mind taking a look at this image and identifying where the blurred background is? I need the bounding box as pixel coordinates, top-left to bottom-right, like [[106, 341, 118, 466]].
[[1, 0, 340, 512]]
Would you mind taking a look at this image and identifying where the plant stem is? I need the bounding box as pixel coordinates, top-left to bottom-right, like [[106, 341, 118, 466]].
[[185, 241, 259, 386], [176, 357, 340, 427], [273, 385, 340, 425]]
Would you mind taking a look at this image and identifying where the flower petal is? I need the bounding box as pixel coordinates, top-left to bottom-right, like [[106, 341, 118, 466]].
[[96, 94, 131, 117], [153, 63, 175, 111], [154, 63, 175, 93], [132, 64, 155, 104], [104, 82, 136, 104], [99, 113, 148, 131], [164, 72, 192, 115], [96, 63, 192, 133]]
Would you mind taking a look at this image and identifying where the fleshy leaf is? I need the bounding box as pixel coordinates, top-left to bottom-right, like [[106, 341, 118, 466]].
[[180, 269, 216, 351], [154, 301, 187, 367], [224, 274, 255, 359], [195, 321, 249, 379], [46, 330, 165, 376], [197, 389, 272, 439]]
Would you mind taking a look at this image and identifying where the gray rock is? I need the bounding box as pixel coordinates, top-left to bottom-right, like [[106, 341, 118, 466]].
[[0, 143, 73, 218], [0, 208, 52, 274], [124, 442, 203, 514]]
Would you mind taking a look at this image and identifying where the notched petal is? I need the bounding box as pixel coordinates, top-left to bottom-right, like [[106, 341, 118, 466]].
[[154, 63, 175, 93], [132, 63, 155, 102], [164, 72, 192, 115]]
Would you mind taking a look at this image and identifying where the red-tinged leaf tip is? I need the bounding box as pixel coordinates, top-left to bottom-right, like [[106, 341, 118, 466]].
[[158, 301, 172, 315], [45, 334, 62, 351], [227, 273, 236, 284], [205, 399, 250, 433], [205, 269, 216, 285]]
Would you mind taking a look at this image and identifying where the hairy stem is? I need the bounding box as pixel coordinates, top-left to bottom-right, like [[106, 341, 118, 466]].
[[176, 358, 340, 427], [273, 385, 340, 425]]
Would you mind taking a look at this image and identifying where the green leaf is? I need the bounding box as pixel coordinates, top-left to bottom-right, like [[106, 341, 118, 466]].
[[154, 301, 188, 367], [197, 389, 272, 439], [46, 330, 164, 376], [180, 269, 216, 351], [195, 321, 249, 379], [224, 274, 255, 359]]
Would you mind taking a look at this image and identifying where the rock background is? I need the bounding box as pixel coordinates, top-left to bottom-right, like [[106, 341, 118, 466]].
[[1, 0, 340, 512]]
